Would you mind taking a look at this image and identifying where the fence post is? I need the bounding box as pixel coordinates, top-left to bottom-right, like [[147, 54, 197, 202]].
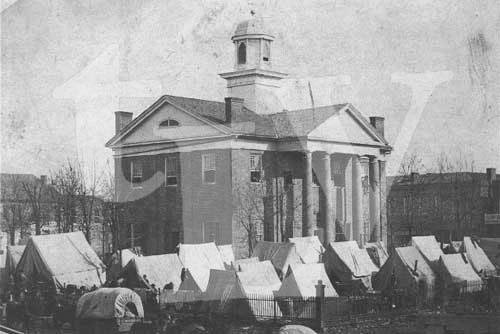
[[315, 280, 325, 332], [273, 295, 277, 322]]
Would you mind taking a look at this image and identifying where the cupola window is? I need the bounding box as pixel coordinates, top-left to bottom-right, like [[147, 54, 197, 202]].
[[159, 119, 180, 127], [238, 42, 246, 64], [263, 40, 270, 62]]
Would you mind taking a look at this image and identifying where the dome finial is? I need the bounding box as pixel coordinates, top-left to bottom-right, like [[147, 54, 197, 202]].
[[250, 10, 256, 17]]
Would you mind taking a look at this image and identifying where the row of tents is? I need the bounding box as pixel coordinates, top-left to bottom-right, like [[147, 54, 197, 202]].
[[374, 236, 498, 297], [3, 231, 498, 316]]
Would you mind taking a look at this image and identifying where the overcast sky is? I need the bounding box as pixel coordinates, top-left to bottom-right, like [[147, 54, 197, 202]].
[[1, 0, 499, 177]]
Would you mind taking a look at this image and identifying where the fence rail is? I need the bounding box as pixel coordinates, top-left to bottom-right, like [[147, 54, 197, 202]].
[[172, 279, 499, 330]]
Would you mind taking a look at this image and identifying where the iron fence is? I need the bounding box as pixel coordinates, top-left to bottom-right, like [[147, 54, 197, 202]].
[[153, 279, 499, 331]]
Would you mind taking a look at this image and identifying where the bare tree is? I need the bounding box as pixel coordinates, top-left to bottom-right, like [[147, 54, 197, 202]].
[[22, 177, 50, 235], [75, 160, 101, 243], [1, 174, 30, 244], [51, 160, 80, 233], [101, 161, 119, 252], [234, 163, 302, 256], [396, 152, 427, 240], [234, 181, 267, 255], [433, 151, 483, 240]]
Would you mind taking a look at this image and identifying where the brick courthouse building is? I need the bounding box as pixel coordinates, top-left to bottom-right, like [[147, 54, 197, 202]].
[[106, 18, 392, 258]]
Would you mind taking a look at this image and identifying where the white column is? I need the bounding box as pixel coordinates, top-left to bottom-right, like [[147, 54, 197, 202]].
[[322, 153, 335, 244], [352, 156, 363, 244], [303, 151, 315, 236], [370, 157, 381, 242]]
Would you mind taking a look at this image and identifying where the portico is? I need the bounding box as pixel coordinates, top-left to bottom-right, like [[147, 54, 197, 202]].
[[300, 148, 385, 247]]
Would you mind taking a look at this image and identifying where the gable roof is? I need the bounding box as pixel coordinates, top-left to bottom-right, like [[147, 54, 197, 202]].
[[106, 95, 391, 149], [251, 241, 302, 276], [16, 231, 106, 289], [120, 253, 183, 291], [478, 238, 500, 269], [411, 236, 443, 266], [364, 241, 389, 268], [326, 241, 379, 278], [438, 254, 483, 288], [177, 242, 225, 292], [233, 257, 259, 270], [236, 261, 281, 295], [278, 263, 338, 298], [462, 237, 497, 277], [373, 246, 436, 297], [217, 244, 235, 270], [288, 236, 324, 264]]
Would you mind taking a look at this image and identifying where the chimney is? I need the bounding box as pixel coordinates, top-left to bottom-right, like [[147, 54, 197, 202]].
[[40, 175, 47, 185], [115, 111, 133, 135], [486, 168, 496, 184], [369, 116, 385, 137], [224, 97, 244, 123]]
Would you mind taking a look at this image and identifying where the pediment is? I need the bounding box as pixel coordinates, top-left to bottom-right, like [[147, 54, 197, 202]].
[[308, 107, 384, 146], [110, 98, 228, 146]]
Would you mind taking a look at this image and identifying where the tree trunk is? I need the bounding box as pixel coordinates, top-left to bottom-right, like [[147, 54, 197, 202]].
[[35, 215, 41, 235], [9, 227, 15, 245]]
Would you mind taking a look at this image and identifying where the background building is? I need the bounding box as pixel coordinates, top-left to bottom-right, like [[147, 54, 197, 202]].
[[107, 18, 392, 258], [387, 168, 500, 248]]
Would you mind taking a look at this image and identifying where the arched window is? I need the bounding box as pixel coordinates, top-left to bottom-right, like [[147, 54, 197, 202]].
[[238, 42, 246, 64], [159, 119, 180, 127], [263, 40, 270, 62]]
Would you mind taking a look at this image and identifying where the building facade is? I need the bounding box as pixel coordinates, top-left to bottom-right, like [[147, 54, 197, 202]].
[[387, 168, 500, 248], [106, 18, 392, 258]]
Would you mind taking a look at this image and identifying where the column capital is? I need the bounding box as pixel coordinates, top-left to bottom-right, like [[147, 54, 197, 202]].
[[358, 155, 370, 163], [321, 152, 331, 160]]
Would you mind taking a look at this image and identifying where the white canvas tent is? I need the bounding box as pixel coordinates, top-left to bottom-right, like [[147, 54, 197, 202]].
[[120, 253, 183, 291], [276, 263, 337, 318], [237, 268, 283, 318], [120, 248, 142, 267], [373, 246, 436, 299], [364, 242, 389, 268], [324, 241, 378, 290], [203, 268, 283, 318], [177, 242, 225, 293], [233, 257, 259, 271], [288, 236, 324, 264], [478, 238, 500, 269], [217, 244, 235, 270], [461, 237, 496, 277], [277, 263, 338, 298], [411, 236, 443, 268], [5, 245, 25, 278], [251, 241, 302, 278], [438, 254, 483, 292], [236, 261, 281, 295], [16, 232, 106, 289]]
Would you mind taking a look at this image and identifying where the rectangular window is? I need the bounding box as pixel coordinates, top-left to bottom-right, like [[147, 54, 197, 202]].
[[255, 221, 264, 241], [131, 161, 143, 187], [165, 156, 178, 186], [202, 154, 216, 184], [250, 153, 263, 183], [202, 222, 221, 243]]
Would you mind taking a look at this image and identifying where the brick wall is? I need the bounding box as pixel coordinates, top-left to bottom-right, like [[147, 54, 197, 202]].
[[115, 153, 183, 254], [387, 173, 496, 248]]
